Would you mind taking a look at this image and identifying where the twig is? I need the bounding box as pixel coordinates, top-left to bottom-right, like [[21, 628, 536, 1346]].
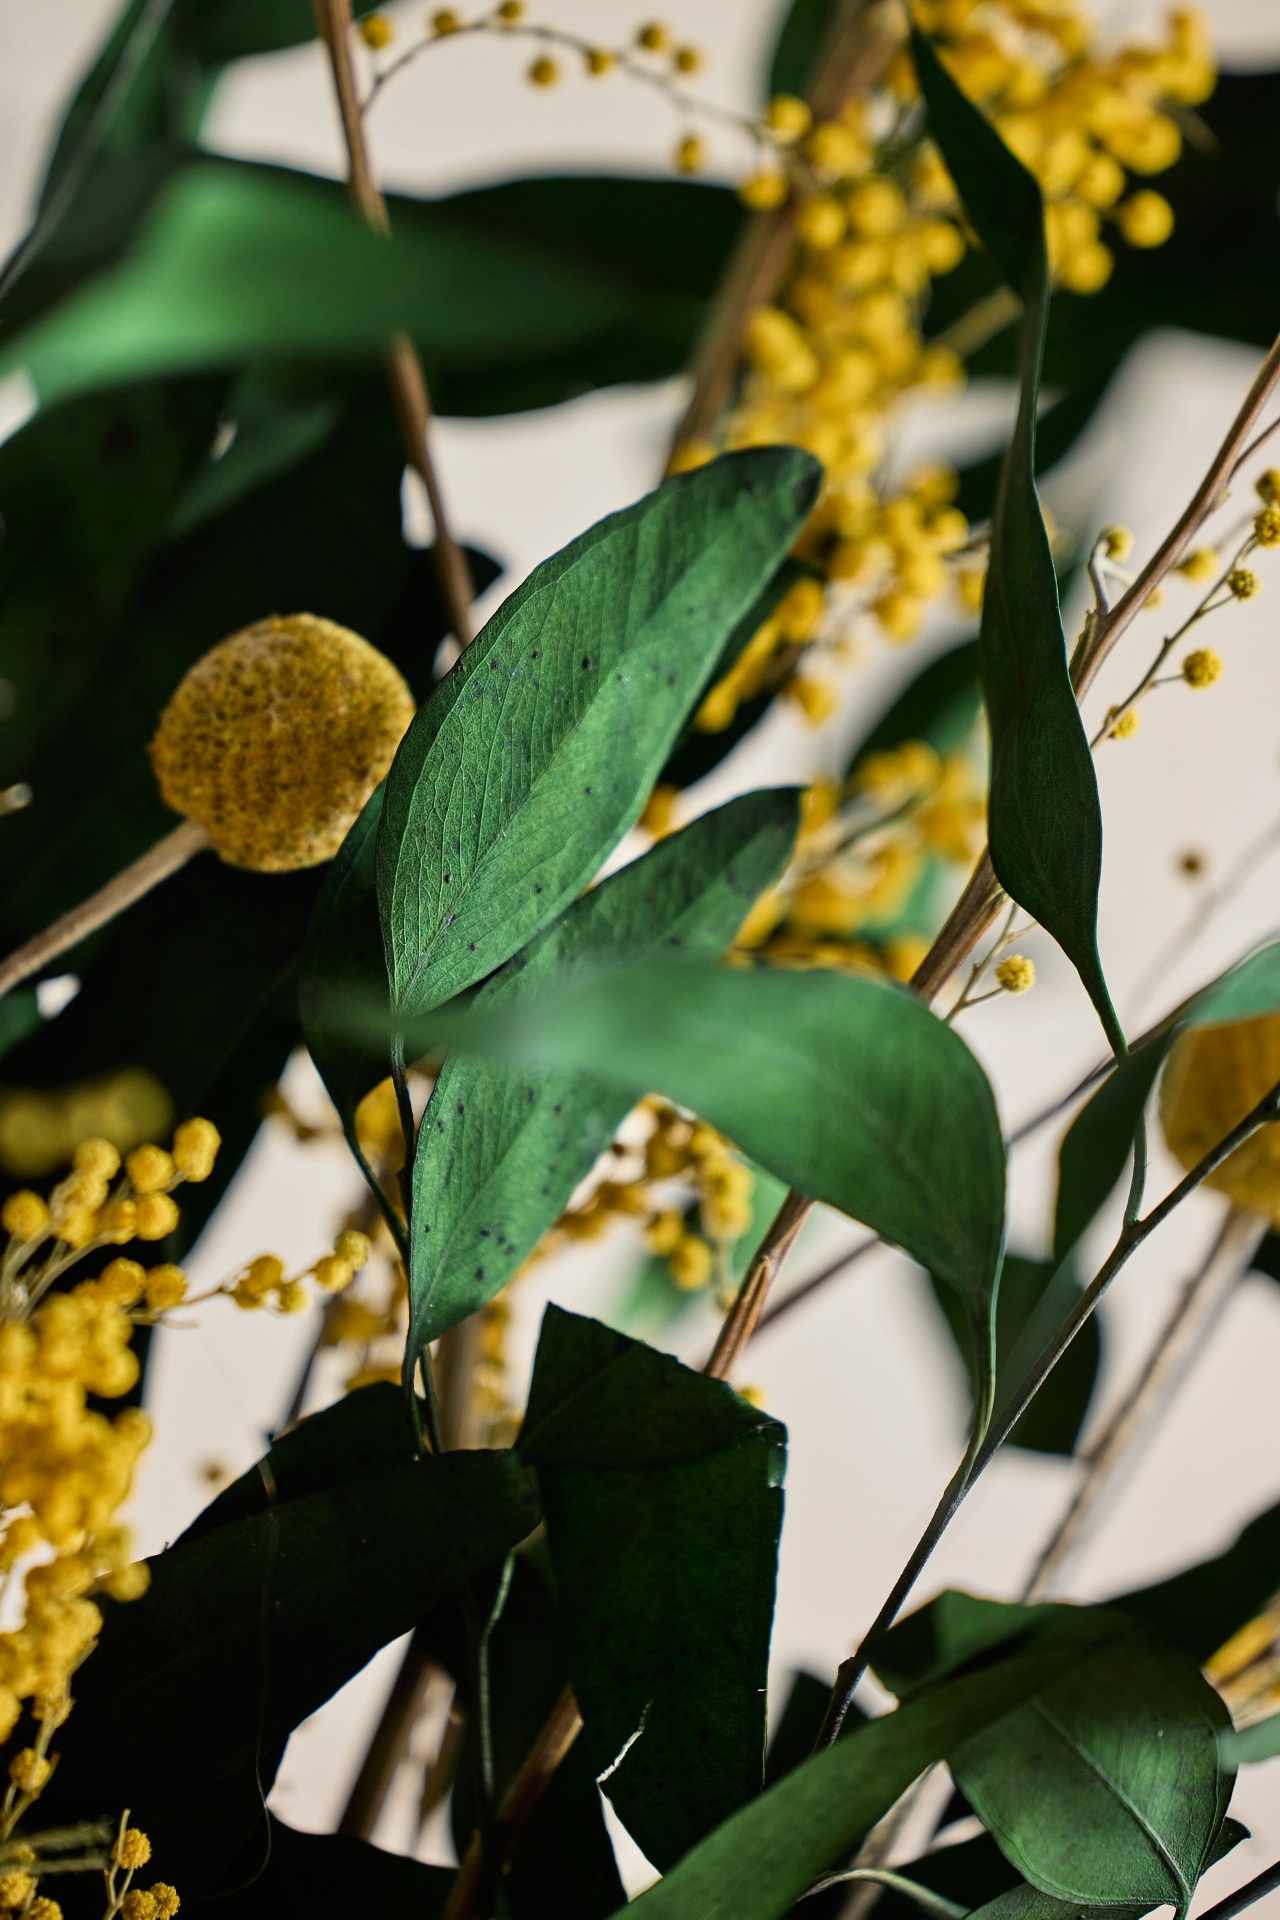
[[1195, 1857, 1280, 1920], [442, 1682, 583, 1920], [337, 1629, 442, 1838], [704, 1189, 813, 1379], [312, 0, 476, 649], [1021, 1202, 1265, 1601], [755, 1233, 880, 1335], [814, 1068, 1280, 1746], [0, 818, 209, 1001], [668, 0, 902, 457]]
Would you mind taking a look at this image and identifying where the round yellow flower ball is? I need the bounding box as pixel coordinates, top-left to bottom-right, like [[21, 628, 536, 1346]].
[[149, 615, 415, 872], [1160, 1014, 1280, 1221]]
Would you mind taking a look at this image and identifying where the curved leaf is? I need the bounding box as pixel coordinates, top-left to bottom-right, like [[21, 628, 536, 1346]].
[[422, 956, 1006, 1311], [519, 1307, 785, 1872], [376, 447, 821, 1019], [912, 29, 1116, 1043], [407, 789, 800, 1355]]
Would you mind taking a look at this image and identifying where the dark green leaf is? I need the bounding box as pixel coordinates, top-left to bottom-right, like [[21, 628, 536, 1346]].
[[929, 1253, 1100, 1455], [1222, 1712, 1280, 1767], [844, 640, 982, 778], [960, 1820, 1248, 1920], [518, 1307, 785, 1870], [618, 1619, 1122, 1920], [0, 163, 628, 411], [422, 957, 1006, 1326], [769, 0, 838, 98], [1111, 1492, 1280, 1664], [874, 1588, 1053, 1701], [951, 1626, 1231, 1912], [765, 1671, 867, 1787], [42, 1448, 539, 1890], [377, 447, 820, 1019], [299, 786, 392, 1185], [407, 789, 800, 1356], [912, 30, 1114, 1042], [164, 370, 342, 537], [1250, 1229, 1280, 1284], [178, 1380, 417, 1544], [215, 1815, 453, 1920]]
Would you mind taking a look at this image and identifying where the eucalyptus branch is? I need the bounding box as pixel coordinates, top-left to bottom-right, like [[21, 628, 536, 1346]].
[[442, 1682, 583, 1920], [311, 0, 476, 649], [1022, 1202, 1265, 1601], [814, 1068, 1280, 1746], [1195, 1857, 1280, 1920]]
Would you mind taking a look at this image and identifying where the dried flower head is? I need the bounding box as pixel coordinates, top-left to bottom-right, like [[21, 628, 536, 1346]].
[[149, 616, 415, 872]]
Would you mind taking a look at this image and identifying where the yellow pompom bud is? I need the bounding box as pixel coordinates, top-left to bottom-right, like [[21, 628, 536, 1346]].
[[668, 439, 715, 475], [125, 1144, 175, 1194], [1109, 708, 1140, 740], [644, 1210, 686, 1256], [2, 1190, 49, 1241], [242, 1255, 284, 1298], [1058, 241, 1113, 294], [145, 1264, 187, 1311], [1101, 525, 1133, 561], [136, 1193, 179, 1241], [150, 1889, 180, 1920], [766, 94, 811, 143], [113, 1830, 152, 1871], [1176, 547, 1218, 582], [74, 1137, 121, 1180], [1117, 191, 1174, 248], [785, 676, 838, 725], [29, 1897, 63, 1920], [334, 1229, 372, 1270], [172, 1117, 220, 1183], [668, 1234, 713, 1290], [8, 1749, 50, 1792], [120, 1893, 158, 1920], [527, 55, 559, 85], [1228, 568, 1260, 600], [675, 135, 706, 174], [149, 618, 415, 872], [584, 47, 615, 75], [496, 0, 523, 16], [1182, 648, 1223, 688], [638, 785, 679, 839], [673, 44, 702, 73], [995, 954, 1036, 994], [1162, 1013, 1280, 1220], [100, 1197, 139, 1244], [636, 21, 670, 52], [277, 1281, 308, 1314], [313, 1254, 353, 1292], [1254, 507, 1280, 548], [0, 1872, 35, 1908], [739, 172, 788, 211], [806, 121, 870, 179], [796, 194, 845, 249], [100, 1560, 150, 1602], [430, 8, 460, 32], [1256, 469, 1280, 505], [358, 12, 393, 49], [98, 1258, 147, 1305]]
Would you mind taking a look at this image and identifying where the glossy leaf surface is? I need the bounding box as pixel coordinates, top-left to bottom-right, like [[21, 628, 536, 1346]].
[[519, 1307, 785, 1870], [407, 789, 799, 1356], [913, 29, 1114, 1039], [377, 448, 820, 1018]]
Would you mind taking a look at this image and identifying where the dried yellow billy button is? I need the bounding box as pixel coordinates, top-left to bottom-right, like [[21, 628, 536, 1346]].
[[149, 615, 415, 871], [1160, 1014, 1280, 1220]]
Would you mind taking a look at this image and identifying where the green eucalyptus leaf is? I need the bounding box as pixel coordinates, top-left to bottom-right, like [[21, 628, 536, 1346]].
[[912, 29, 1115, 1042], [951, 1625, 1232, 1913], [407, 789, 800, 1358], [1111, 1491, 1280, 1664], [376, 447, 820, 1019], [958, 1819, 1248, 1920], [40, 1447, 540, 1893], [873, 1588, 1053, 1700], [299, 785, 393, 1193], [0, 162, 628, 411], [1052, 937, 1280, 1267], [414, 956, 1006, 1324], [1221, 1713, 1280, 1767], [616, 1621, 1117, 1920], [518, 1307, 785, 1870]]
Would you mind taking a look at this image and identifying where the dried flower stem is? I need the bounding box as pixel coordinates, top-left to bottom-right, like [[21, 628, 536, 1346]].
[[311, 0, 476, 649], [1021, 1202, 1265, 1601], [0, 818, 209, 1004], [442, 1682, 583, 1920]]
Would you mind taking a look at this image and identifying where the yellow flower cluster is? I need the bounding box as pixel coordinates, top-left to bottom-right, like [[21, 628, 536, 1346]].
[[1206, 1603, 1280, 1726], [103, 1822, 179, 1920], [735, 739, 985, 975], [0, 1121, 220, 1750], [0, 1069, 173, 1183], [217, 1230, 372, 1317], [674, 4, 1208, 740], [546, 1099, 754, 1295]]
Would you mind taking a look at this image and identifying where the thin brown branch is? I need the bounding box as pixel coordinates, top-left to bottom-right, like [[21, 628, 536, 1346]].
[[705, 1189, 813, 1379], [337, 1628, 442, 1839], [667, 0, 902, 460], [1021, 1202, 1265, 1601], [312, 0, 476, 649], [0, 818, 209, 1003], [442, 1682, 584, 1920]]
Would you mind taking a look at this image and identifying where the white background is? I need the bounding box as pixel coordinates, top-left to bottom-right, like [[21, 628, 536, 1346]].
[[4, 0, 1280, 1903]]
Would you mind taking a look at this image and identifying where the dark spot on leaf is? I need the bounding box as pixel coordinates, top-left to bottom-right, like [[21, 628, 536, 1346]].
[[457, 1102, 465, 1115], [581, 657, 591, 670], [475, 1266, 485, 1281]]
